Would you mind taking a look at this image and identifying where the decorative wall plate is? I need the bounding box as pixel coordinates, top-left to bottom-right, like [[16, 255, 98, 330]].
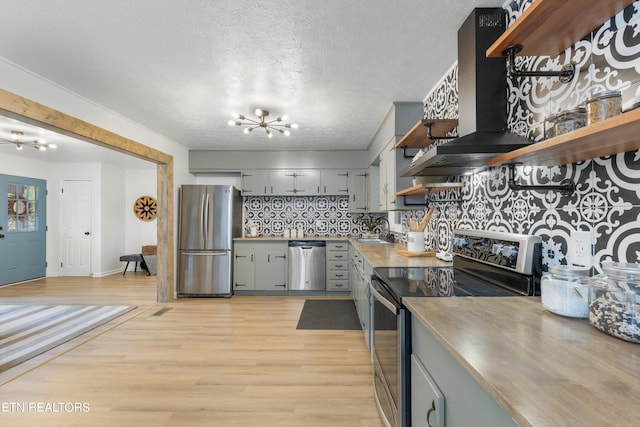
[[134, 195, 158, 221]]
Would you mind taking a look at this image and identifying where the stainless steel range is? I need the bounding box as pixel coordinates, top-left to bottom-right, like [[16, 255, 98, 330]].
[[370, 229, 542, 427]]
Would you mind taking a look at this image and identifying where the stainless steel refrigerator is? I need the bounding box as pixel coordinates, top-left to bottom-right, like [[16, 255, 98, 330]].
[[178, 185, 242, 297]]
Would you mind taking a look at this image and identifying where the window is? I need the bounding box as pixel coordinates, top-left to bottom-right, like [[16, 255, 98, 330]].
[[7, 182, 38, 232]]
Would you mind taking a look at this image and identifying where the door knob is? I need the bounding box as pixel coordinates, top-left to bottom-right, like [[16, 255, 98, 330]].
[[84, 232, 90, 235]]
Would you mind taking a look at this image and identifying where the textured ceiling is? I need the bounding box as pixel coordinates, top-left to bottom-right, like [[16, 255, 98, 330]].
[[0, 0, 505, 155]]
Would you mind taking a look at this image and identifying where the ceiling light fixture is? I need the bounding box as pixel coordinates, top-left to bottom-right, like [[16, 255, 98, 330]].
[[228, 108, 298, 138], [0, 131, 57, 151]]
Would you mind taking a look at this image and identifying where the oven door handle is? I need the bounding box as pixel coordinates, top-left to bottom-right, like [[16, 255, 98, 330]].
[[370, 284, 399, 314]]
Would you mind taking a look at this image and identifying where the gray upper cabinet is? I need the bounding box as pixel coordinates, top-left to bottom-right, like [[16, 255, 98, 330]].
[[348, 169, 369, 212], [320, 170, 349, 195], [240, 168, 375, 199], [241, 170, 270, 196], [369, 102, 423, 211], [270, 170, 320, 196]]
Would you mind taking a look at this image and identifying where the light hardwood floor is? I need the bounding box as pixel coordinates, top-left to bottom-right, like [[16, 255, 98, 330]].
[[0, 274, 382, 427]]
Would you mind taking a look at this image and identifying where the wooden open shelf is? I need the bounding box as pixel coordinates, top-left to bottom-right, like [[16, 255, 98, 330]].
[[394, 119, 458, 149], [396, 182, 464, 197], [486, 0, 635, 58], [487, 108, 640, 167]]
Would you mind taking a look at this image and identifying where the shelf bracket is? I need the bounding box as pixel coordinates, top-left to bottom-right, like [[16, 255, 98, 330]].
[[402, 189, 463, 208], [503, 45, 575, 84], [507, 164, 575, 195], [425, 122, 458, 140], [401, 147, 420, 159]]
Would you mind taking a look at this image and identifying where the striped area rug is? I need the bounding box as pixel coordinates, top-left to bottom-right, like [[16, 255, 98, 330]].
[[0, 304, 135, 372]]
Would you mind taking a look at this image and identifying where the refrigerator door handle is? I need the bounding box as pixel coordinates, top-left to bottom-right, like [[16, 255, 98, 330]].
[[183, 251, 228, 256], [200, 193, 207, 242], [204, 193, 210, 242]]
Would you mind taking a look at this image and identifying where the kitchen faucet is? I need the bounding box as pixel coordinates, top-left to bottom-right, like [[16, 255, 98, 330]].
[[377, 216, 394, 242]]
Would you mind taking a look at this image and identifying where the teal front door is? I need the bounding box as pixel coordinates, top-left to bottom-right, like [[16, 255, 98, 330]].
[[0, 174, 47, 286]]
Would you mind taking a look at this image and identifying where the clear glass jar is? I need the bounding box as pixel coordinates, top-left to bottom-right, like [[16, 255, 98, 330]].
[[589, 262, 640, 343], [541, 265, 591, 318], [586, 90, 621, 125], [554, 107, 587, 136]]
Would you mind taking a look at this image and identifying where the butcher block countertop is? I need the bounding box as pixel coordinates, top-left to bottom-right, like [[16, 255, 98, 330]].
[[404, 297, 640, 427], [234, 236, 348, 241], [233, 237, 451, 268], [348, 239, 448, 268]]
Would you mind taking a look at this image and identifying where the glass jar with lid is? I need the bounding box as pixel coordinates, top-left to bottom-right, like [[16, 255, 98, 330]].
[[541, 265, 591, 318], [589, 262, 640, 343], [586, 90, 621, 125], [554, 107, 587, 136]]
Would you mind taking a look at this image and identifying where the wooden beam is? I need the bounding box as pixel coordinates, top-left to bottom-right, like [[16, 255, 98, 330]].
[[0, 88, 174, 302]]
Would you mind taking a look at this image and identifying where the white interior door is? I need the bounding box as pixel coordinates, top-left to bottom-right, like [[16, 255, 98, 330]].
[[60, 179, 92, 276]]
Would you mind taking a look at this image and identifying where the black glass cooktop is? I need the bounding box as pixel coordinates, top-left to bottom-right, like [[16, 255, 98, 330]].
[[373, 265, 523, 304]]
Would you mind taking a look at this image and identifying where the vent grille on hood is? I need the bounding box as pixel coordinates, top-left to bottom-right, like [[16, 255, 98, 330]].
[[401, 8, 533, 177]]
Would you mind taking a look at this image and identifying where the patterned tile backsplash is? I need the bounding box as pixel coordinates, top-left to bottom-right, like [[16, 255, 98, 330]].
[[243, 196, 385, 238], [244, 1, 640, 274]]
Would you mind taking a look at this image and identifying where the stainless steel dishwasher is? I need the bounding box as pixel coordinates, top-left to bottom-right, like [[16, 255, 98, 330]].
[[288, 241, 326, 291]]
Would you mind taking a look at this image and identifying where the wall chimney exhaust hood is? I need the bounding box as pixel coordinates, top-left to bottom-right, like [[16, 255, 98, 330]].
[[401, 8, 534, 177]]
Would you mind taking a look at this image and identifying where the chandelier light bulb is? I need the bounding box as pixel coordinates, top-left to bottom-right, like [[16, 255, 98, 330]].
[[255, 108, 263, 117], [48, 143, 58, 149], [16, 143, 23, 150], [291, 123, 299, 129], [266, 130, 273, 138], [284, 130, 291, 136], [38, 146, 47, 151], [243, 128, 251, 134], [227, 119, 235, 126]]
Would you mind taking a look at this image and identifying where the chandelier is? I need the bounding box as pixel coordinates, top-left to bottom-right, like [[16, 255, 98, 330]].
[[228, 108, 298, 138], [0, 131, 58, 151]]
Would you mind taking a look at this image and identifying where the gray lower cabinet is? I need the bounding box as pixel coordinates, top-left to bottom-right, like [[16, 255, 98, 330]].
[[234, 242, 288, 292], [411, 355, 445, 427], [411, 316, 518, 427], [233, 244, 255, 290], [350, 244, 372, 349], [326, 241, 349, 292]]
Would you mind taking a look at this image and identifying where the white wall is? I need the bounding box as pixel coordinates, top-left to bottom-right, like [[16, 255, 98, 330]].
[[101, 163, 126, 275], [125, 168, 158, 253]]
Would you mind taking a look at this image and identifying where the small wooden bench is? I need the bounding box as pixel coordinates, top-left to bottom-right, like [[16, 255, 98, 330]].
[[119, 254, 148, 275]]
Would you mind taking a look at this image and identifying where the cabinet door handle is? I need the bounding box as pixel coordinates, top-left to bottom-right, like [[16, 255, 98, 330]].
[[268, 254, 270, 262], [426, 400, 436, 427], [251, 254, 254, 262]]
